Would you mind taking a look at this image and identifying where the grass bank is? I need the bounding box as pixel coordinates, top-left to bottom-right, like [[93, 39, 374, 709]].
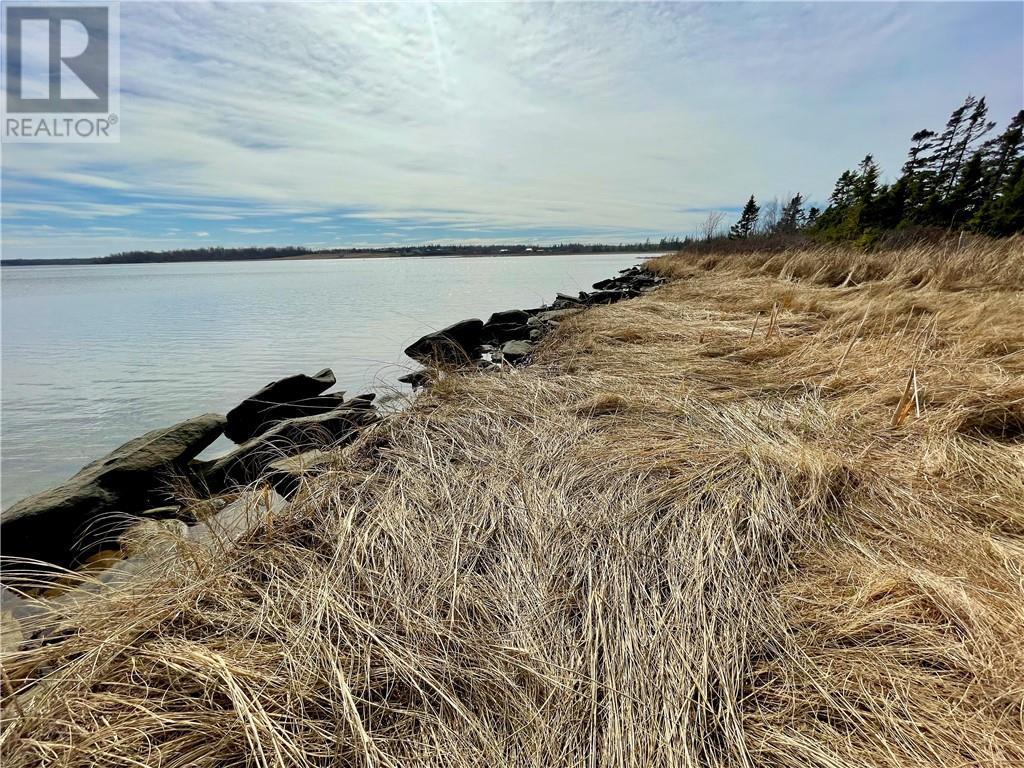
[[2, 237, 1023, 766]]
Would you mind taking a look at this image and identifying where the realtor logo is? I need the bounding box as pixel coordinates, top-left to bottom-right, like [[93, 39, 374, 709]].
[[2, 2, 119, 142]]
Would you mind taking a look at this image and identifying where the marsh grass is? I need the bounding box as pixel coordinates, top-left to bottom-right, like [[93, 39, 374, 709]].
[[2, 237, 1023, 766]]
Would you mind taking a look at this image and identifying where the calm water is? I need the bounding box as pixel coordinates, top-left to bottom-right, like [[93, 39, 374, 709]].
[[1, 253, 642, 507]]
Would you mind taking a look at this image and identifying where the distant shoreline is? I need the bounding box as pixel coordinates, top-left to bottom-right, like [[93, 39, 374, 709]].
[[0, 244, 679, 268]]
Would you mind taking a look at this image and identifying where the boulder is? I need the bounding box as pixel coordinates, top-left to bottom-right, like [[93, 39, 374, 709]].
[[551, 293, 585, 310], [499, 340, 534, 363], [581, 288, 636, 305], [398, 370, 430, 389], [594, 267, 664, 293], [202, 405, 377, 491], [404, 319, 485, 364], [0, 413, 225, 572], [483, 322, 532, 344], [225, 368, 337, 443], [533, 308, 583, 325], [485, 309, 530, 328]]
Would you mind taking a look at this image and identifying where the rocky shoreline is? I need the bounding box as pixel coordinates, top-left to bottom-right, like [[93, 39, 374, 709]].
[[0, 264, 663, 624]]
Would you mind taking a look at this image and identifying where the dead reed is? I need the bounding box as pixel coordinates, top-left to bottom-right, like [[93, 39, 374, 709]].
[[2, 236, 1022, 767]]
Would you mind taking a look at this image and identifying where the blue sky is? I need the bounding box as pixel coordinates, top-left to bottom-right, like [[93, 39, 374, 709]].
[[2, 1, 1022, 259]]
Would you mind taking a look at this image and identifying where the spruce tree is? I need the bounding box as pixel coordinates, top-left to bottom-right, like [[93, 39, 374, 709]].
[[778, 193, 805, 233], [979, 110, 1024, 199], [729, 195, 760, 239], [855, 155, 881, 203]]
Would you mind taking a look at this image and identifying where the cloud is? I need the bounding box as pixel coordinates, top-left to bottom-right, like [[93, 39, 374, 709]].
[[1, 2, 1021, 258], [194, 231, 210, 237], [227, 226, 278, 234]]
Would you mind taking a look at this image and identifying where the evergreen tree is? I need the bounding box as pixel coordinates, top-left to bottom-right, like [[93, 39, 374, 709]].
[[778, 193, 805, 233], [972, 157, 1024, 235], [947, 151, 987, 226], [829, 170, 858, 208], [979, 109, 1024, 198], [804, 207, 821, 228], [941, 96, 995, 197], [855, 155, 881, 203], [927, 96, 975, 190], [900, 129, 937, 220], [729, 195, 760, 239]]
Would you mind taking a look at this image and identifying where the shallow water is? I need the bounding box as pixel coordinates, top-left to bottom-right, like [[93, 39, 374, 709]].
[[1, 253, 643, 507]]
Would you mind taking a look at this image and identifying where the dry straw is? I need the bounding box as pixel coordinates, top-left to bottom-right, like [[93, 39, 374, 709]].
[[2, 236, 1023, 767]]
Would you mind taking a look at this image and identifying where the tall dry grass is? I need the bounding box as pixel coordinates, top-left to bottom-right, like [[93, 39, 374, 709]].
[[2, 237, 1023, 766]]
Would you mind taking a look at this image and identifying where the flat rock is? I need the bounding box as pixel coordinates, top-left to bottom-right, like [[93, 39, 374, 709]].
[[533, 308, 583, 325], [551, 293, 585, 310], [483, 322, 532, 344], [225, 368, 337, 443], [581, 288, 636, 305], [404, 319, 484, 365], [485, 309, 530, 327], [1, 413, 225, 572], [202, 406, 377, 491], [499, 340, 534, 362]]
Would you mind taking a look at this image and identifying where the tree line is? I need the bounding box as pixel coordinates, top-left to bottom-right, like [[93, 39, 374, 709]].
[[720, 95, 1023, 244]]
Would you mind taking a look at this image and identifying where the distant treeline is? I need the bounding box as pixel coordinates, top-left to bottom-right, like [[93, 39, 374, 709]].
[[348, 241, 683, 257], [715, 94, 1023, 247], [1, 240, 685, 267], [1, 246, 315, 267]]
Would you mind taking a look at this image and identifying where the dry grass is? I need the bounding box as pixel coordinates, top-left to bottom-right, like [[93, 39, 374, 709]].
[[2, 236, 1023, 766]]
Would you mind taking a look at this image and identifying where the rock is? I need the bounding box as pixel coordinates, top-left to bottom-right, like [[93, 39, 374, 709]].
[[187, 488, 287, 545], [266, 449, 336, 496], [202, 405, 376, 491], [533, 308, 583, 325], [1, 413, 226, 573], [582, 288, 636, 305], [404, 319, 485, 365], [485, 309, 530, 327], [529, 327, 544, 341], [593, 267, 664, 293], [499, 340, 534, 363], [483, 322, 532, 344], [398, 370, 430, 389], [551, 293, 585, 310], [225, 368, 337, 443]]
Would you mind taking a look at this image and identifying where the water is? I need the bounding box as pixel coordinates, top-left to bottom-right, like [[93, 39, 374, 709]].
[[1, 253, 643, 507]]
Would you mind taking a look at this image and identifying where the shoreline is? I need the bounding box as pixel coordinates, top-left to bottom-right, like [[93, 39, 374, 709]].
[[3, 237, 1023, 766], [0, 261, 661, 574], [1, 250, 672, 268]]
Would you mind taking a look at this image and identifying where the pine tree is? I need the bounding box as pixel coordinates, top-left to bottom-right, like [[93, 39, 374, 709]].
[[729, 195, 760, 239], [947, 151, 987, 226], [979, 110, 1024, 199], [855, 155, 881, 203], [927, 96, 975, 189], [829, 170, 858, 208], [972, 157, 1024, 235], [805, 207, 821, 228], [778, 193, 805, 233], [901, 129, 937, 221], [941, 96, 995, 197]]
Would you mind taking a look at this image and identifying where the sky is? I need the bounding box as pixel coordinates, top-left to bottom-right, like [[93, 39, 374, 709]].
[[1, 1, 1022, 260]]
